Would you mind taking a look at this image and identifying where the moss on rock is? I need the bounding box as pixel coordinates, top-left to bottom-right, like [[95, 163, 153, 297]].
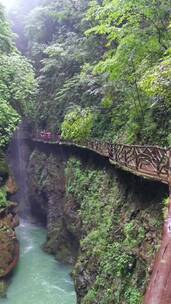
[[27, 147, 167, 304], [0, 152, 9, 185], [65, 158, 165, 304], [0, 280, 7, 297]]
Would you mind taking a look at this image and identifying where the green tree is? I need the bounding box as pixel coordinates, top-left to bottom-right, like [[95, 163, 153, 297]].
[[14, 0, 171, 145], [0, 99, 20, 147], [23, 0, 103, 132], [0, 4, 13, 52], [0, 53, 37, 116], [85, 0, 171, 144], [61, 106, 94, 141], [0, 5, 37, 148]]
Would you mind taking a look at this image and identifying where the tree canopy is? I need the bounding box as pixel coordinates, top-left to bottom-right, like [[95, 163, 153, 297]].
[[0, 4, 37, 148], [4, 0, 171, 145], [11, 0, 169, 145]]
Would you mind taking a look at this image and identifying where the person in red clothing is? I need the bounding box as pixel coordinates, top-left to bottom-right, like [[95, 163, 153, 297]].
[[40, 130, 51, 141], [40, 130, 46, 141], [46, 132, 51, 141]]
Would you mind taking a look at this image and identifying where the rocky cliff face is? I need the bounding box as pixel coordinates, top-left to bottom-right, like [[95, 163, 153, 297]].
[[28, 147, 80, 264], [0, 202, 19, 276], [0, 155, 19, 297], [27, 145, 167, 304]]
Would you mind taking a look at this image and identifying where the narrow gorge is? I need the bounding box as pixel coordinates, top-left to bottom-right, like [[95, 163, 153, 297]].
[[1, 121, 168, 303], [0, 0, 171, 303]]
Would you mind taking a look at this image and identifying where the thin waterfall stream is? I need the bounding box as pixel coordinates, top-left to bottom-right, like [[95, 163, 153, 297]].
[[2, 124, 76, 303]]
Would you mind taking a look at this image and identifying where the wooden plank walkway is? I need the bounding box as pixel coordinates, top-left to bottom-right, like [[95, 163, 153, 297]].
[[33, 137, 169, 185]]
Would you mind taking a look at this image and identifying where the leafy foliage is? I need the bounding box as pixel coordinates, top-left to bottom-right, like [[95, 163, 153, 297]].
[[16, 0, 171, 145], [0, 4, 37, 148], [140, 55, 171, 100], [0, 152, 9, 183], [85, 0, 171, 144], [0, 99, 20, 147], [21, 0, 104, 134], [0, 4, 13, 52], [61, 107, 94, 141], [0, 187, 8, 208], [0, 53, 37, 116], [66, 158, 163, 303]]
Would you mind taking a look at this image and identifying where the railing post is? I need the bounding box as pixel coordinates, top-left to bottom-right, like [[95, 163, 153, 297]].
[[134, 147, 139, 171], [167, 147, 171, 243], [114, 145, 118, 162], [124, 149, 126, 165], [144, 148, 171, 304], [168, 148, 171, 192]]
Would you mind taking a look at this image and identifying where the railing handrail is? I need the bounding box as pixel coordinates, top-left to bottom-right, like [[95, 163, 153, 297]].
[[32, 133, 170, 185]]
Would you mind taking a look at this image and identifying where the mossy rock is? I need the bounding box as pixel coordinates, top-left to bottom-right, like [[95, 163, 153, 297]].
[[0, 188, 8, 209], [0, 280, 7, 298], [0, 152, 9, 184]]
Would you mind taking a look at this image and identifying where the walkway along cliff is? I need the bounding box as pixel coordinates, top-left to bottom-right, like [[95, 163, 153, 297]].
[[33, 134, 171, 304]]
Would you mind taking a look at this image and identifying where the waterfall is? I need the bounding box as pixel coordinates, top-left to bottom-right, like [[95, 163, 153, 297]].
[[3, 123, 76, 304], [7, 121, 31, 218]]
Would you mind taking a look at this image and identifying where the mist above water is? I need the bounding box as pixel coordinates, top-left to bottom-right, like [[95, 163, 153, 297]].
[[4, 124, 76, 304], [7, 123, 31, 218]]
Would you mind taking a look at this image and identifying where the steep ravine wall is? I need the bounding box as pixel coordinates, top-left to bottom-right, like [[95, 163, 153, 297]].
[[27, 144, 167, 304], [0, 155, 19, 297]]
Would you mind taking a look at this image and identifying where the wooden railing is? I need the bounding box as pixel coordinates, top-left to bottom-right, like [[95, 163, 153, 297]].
[[33, 134, 170, 184], [33, 133, 171, 303]]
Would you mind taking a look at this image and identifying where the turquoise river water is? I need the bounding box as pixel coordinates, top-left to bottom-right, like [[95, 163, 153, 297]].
[[0, 220, 76, 304]]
